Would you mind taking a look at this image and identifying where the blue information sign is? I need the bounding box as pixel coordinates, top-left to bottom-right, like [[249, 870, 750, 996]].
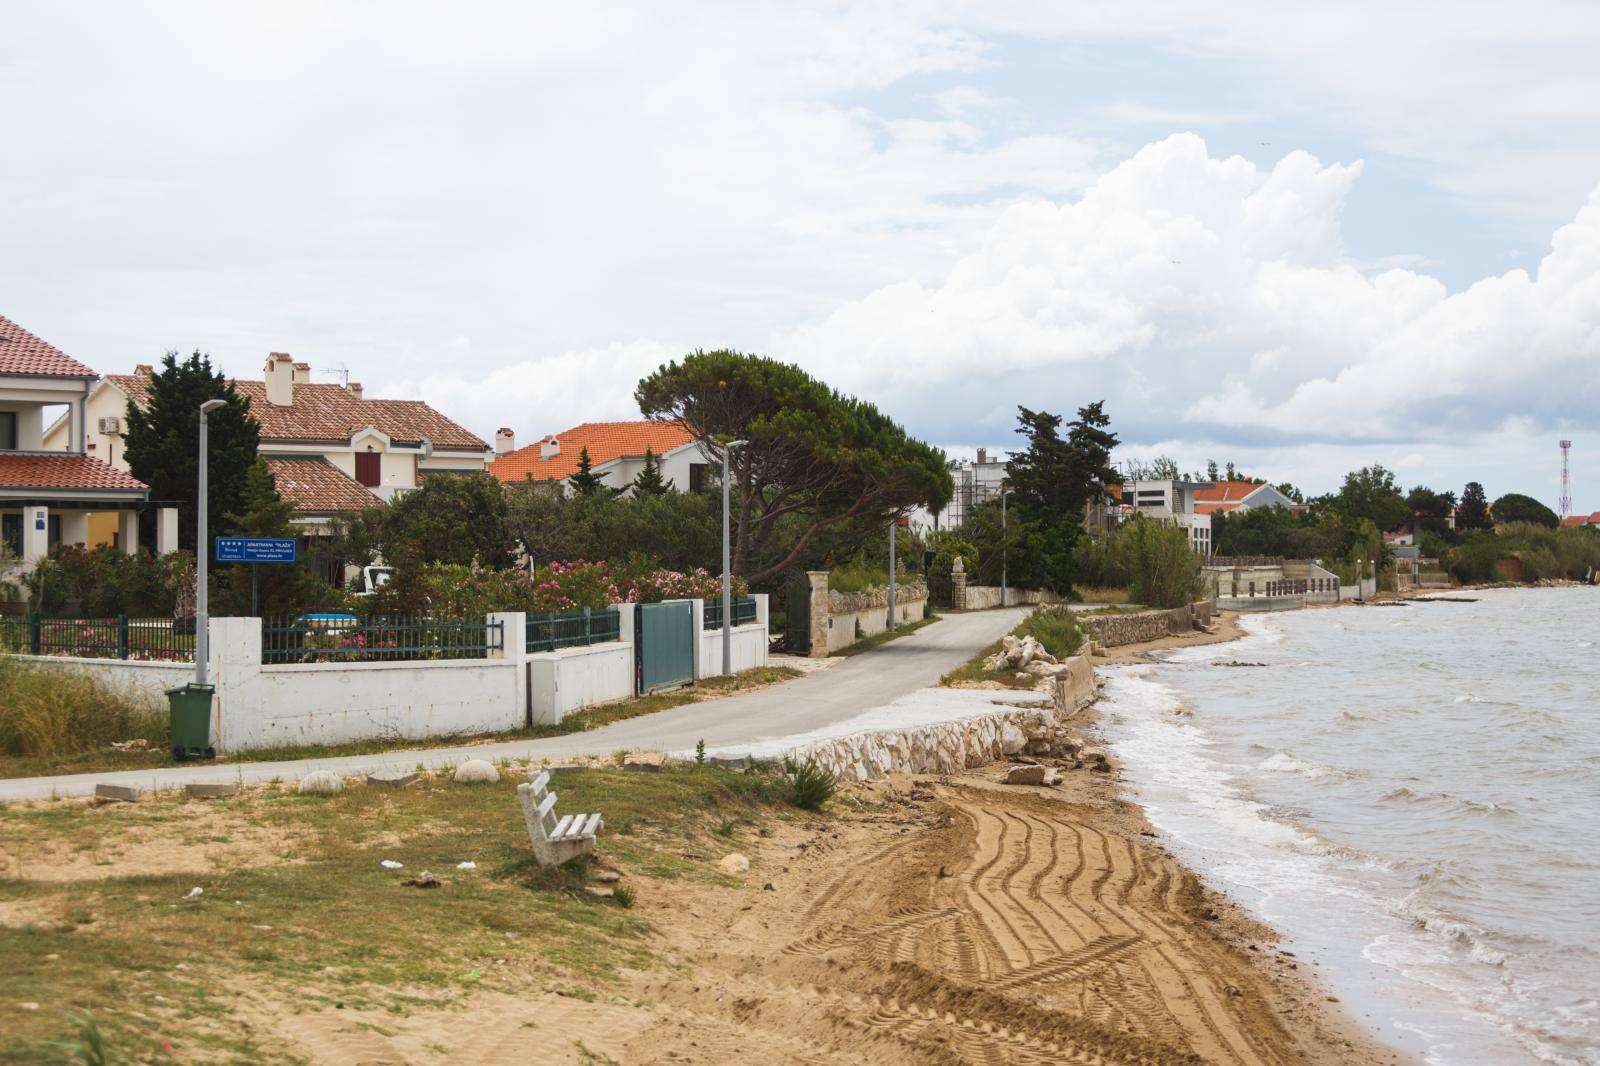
[[215, 537, 297, 564]]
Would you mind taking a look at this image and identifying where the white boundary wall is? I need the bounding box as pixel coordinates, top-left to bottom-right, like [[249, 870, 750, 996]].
[[696, 594, 770, 676], [823, 593, 926, 654], [14, 601, 769, 750]]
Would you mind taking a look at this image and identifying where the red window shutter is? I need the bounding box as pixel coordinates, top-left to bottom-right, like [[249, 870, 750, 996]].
[[355, 452, 381, 487]]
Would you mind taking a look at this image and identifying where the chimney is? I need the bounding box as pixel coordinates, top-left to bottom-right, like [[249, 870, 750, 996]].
[[540, 435, 561, 460], [264, 352, 295, 406], [292, 361, 311, 384], [133, 364, 154, 377], [976, 447, 987, 464], [495, 428, 516, 456], [346, 381, 363, 400]]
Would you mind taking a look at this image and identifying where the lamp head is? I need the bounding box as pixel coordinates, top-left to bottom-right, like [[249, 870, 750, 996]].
[[199, 399, 226, 414]]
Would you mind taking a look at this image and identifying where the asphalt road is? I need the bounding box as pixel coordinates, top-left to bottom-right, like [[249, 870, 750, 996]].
[[0, 606, 1029, 803]]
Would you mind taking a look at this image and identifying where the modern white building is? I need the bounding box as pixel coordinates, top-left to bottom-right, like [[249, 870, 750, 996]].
[[1116, 479, 1215, 555]]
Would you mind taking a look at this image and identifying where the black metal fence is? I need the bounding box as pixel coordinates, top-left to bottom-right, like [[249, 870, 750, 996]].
[[525, 606, 622, 653], [0, 614, 195, 662], [701, 597, 758, 630], [261, 615, 503, 664]]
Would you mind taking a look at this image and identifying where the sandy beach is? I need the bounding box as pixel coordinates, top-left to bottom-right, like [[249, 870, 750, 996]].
[[226, 612, 1408, 1065]]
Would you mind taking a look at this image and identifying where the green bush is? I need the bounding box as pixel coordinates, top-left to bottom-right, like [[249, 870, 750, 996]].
[[1015, 606, 1083, 658], [21, 546, 193, 617], [782, 756, 837, 811], [927, 532, 978, 576], [1113, 515, 1202, 608], [0, 656, 164, 759]]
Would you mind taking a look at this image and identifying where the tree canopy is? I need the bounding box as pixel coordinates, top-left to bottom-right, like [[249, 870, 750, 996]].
[[635, 349, 952, 584], [381, 473, 511, 568], [1458, 481, 1491, 531], [122, 350, 262, 551], [1491, 492, 1558, 528], [1330, 465, 1410, 531], [567, 447, 614, 498], [632, 447, 670, 497]]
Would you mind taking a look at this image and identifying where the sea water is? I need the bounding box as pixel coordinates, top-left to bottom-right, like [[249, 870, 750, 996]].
[[1098, 587, 1600, 1065]]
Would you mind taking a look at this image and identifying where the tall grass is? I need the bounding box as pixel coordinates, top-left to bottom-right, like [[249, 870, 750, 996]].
[[0, 656, 165, 760], [1014, 605, 1084, 659]]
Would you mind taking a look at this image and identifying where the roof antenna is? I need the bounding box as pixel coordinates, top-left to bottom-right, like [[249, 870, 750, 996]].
[[333, 363, 350, 388]]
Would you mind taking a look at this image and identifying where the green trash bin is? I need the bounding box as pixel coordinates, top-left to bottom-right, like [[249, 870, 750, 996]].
[[166, 683, 216, 762]]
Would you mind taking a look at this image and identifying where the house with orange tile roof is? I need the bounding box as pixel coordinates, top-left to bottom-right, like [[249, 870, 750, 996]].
[[1, 314, 177, 567], [45, 353, 491, 532], [487, 420, 713, 495], [1560, 511, 1600, 528], [1192, 480, 1302, 516]]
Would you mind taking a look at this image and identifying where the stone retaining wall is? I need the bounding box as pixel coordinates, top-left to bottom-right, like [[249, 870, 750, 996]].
[[825, 579, 928, 614], [788, 651, 1097, 782], [1077, 603, 1198, 647]]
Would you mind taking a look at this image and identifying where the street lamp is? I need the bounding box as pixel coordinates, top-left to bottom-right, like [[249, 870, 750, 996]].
[[887, 518, 896, 631], [195, 399, 226, 685], [720, 439, 748, 676], [1000, 487, 1013, 608]]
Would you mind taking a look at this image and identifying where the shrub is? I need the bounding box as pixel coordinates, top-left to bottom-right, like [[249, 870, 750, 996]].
[[1114, 515, 1201, 608], [0, 656, 165, 759], [782, 756, 837, 811], [1015, 606, 1083, 659], [21, 546, 193, 617], [927, 533, 978, 576]]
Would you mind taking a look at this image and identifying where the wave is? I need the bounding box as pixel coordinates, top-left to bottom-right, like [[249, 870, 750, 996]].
[[1259, 751, 1361, 782], [1379, 786, 1521, 818]]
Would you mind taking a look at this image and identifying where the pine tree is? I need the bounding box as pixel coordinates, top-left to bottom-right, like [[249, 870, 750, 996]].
[[632, 447, 671, 496], [1458, 482, 1491, 530], [1206, 459, 1220, 481], [566, 446, 611, 498], [123, 350, 261, 551]]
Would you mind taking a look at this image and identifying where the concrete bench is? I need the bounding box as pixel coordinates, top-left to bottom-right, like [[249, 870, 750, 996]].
[[517, 771, 602, 867]]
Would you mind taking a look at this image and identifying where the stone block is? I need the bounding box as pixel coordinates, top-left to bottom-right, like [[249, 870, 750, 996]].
[[366, 770, 419, 789], [185, 783, 237, 799], [94, 783, 142, 803], [623, 752, 667, 772]]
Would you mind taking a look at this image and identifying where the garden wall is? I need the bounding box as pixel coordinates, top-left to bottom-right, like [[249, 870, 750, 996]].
[[1078, 604, 1199, 647], [959, 585, 1065, 611], [822, 580, 928, 654], [695, 595, 770, 676]]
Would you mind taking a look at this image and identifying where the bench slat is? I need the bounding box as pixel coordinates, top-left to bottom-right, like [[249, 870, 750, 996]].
[[528, 771, 550, 795], [555, 816, 585, 841], [579, 812, 603, 839], [550, 813, 576, 840], [536, 791, 558, 820]]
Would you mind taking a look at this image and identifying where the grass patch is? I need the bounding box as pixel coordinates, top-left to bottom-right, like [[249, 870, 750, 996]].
[[1072, 586, 1132, 604], [0, 763, 793, 1063], [1074, 604, 1150, 616], [833, 615, 937, 657], [0, 664, 802, 782]]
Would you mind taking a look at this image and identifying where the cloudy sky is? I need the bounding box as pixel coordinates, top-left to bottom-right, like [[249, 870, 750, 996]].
[[5, 2, 1600, 506]]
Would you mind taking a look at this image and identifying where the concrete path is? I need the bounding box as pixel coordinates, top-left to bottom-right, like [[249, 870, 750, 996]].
[[0, 607, 1029, 803]]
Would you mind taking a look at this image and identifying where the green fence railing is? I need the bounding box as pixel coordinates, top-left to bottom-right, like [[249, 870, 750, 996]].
[[702, 597, 758, 631], [525, 606, 621, 653], [261, 615, 503, 664], [0, 614, 196, 662]]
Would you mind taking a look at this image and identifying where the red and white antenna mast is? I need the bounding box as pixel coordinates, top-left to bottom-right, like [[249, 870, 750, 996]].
[[1559, 440, 1572, 519]]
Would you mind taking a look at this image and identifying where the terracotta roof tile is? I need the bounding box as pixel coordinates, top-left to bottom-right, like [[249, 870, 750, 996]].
[[489, 420, 698, 483], [104, 368, 486, 450], [263, 457, 380, 514], [0, 453, 147, 492], [0, 315, 97, 377], [1193, 480, 1270, 515]]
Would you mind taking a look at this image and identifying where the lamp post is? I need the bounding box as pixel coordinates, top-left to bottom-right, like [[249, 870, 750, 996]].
[[1000, 487, 1012, 608], [888, 519, 896, 630], [195, 399, 226, 685], [721, 439, 748, 676]]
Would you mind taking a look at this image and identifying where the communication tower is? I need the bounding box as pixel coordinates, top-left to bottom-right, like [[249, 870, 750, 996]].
[[1559, 440, 1573, 519]]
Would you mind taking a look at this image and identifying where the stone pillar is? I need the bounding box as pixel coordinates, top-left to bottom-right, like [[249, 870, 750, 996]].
[[21, 505, 48, 565], [119, 510, 141, 554], [807, 571, 830, 659], [156, 507, 179, 555], [950, 556, 968, 610], [60, 511, 89, 548]]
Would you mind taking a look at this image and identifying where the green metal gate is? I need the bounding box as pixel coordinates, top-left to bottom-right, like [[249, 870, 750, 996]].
[[636, 600, 695, 694]]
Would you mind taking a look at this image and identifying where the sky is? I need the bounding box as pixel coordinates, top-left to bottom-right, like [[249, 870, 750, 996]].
[[4, 1, 1600, 508]]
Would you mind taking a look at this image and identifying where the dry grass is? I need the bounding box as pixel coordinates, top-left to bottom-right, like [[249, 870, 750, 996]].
[[0, 656, 165, 763], [1073, 586, 1131, 604]]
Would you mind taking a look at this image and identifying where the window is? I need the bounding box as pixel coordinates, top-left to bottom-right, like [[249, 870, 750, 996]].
[[2, 514, 19, 556], [688, 462, 708, 493], [0, 411, 16, 450], [355, 451, 381, 488]]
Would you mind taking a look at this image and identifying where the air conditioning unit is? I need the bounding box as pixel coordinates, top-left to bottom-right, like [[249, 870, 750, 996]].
[[98, 416, 121, 434]]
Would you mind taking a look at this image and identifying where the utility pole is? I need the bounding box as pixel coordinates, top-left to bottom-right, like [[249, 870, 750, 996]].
[[195, 399, 226, 685], [1001, 487, 1011, 607], [888, 520, 896, 630], [720, 439, 747, 676]]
